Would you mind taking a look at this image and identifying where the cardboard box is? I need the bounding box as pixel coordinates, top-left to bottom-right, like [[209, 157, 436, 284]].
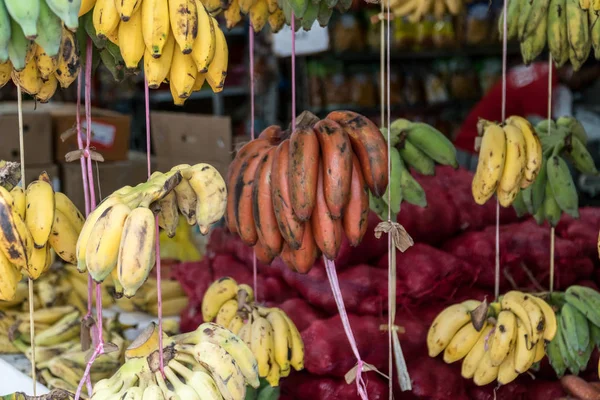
[[23, 164, 60, 189], [0, 104, 53, 165], [61, 157, 150, 212], [150, 112, 232, 178]]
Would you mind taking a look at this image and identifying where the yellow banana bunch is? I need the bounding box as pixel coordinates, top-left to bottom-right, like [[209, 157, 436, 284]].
[[428, 292, 558, 386]]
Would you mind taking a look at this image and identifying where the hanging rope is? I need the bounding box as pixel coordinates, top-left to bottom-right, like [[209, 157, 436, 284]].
[[291, 15, 296, 128], [249, 24, 258, 300], [547, 55, 555, 293]]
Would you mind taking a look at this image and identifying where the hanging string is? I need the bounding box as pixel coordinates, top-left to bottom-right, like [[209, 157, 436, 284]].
[[379, 1, 384, 125], [547, 55, 555, 293], [249, 24, 258, 299], [144, 76, 165, 375], [16, 86, 37, 396], [495, 0, 509, 300], [291, 15, 296, 128]]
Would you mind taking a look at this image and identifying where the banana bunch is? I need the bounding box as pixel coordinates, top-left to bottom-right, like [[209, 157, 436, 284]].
[[114, 278, 189, 317], [91, 320, 259, 400], [75, 163, 225, 298], [202, 277, 304, 387], [385, 0, 466, 21], [226, 110, 388, 272], [546, 286, 600, 377], [428, 291, 557, 386], [500, 0, 600, 71], [369, 119, 459, 221], [87, 0, 228, 104], [0, 172, 84, 302], [472, 116, 543, 208]]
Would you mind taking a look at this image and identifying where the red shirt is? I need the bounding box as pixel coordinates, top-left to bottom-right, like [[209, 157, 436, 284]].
[[454, 62, 560, 154]]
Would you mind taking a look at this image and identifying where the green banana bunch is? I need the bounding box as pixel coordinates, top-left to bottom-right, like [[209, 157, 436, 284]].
[[391, 120, 458, 169], [283, 0, 307, 20], [498, 0, 521, 40], [547, 154, 579, 218], [557, 116, 588, 144], [561, 302, 590, 354], [565, 285, 600, 328], [301, 0, 318, 30], [397, 134, 436, 176], [566, 0, 591, 69], [548, 0, 569, 67], [317, 0, 333, 27], [566, 135, 598, 175], [33, 0, 62, 58], [522, 0, 551, 40]]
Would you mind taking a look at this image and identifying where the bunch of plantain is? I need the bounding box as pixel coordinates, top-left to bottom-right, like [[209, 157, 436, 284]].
[[369, 119, 459, 221], [225, 110, 388, 272], [428, 291, 557, 386], [84, 0, 229, 104], [90, 320, 259, 399], [0, 172, 84, 302], [472, 116, 544, 208], [202, 277, 304, 387], [75, 163, 226, 298], [500, 0, 600, 71], [511, 117, 597, 225], [545, 286, 600, 378]]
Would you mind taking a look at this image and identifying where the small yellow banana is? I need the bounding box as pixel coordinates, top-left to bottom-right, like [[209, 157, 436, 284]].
[[497, 123, 526, 207], [205, 18, 228, 92], [141, 0, 170, 57], [118, 8, 144, 69], [472, 121, 506, 205], [169, 41, 197, 98]]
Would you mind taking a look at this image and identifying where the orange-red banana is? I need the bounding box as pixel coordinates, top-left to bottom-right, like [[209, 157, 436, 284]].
[[225, 138, 271, 233], [287, 220, 318, 273], [252, 147, 283, 256], [234, 145, 272, 246], [343, 155, 369, 247], [288, 127, 320, 221], [271, 140, 305, 250], [258, 125, 284, 144], [326, 111, 388, 197], [313, 119, 352, 219], [254, 239, 275, 265], [312, 161, 343, 260], [280, 242, 296, 272]]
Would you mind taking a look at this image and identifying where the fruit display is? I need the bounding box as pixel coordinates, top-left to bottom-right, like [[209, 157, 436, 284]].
[[546, 285, 600, 377], [89, 321, 259, 399], [75, 163, 226, 298], [385, 0, 467, 21], [368, 119, 459, 221], [202, 277, 305, 387], [84, 0, 229, 104], [225, 110, 388, 272], [500, 0, 600, 70], [0, 172, 84, 301], [0, 0, 84, 101], [427, 291, 557, 386], [512, 117, 597, 225], [472, 116, 544, 208]]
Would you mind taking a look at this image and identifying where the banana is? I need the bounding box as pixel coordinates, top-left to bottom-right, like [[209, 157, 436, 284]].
[[313, 118, 352, 219], [168, 0, 197, 54], [117, 207, 156, 297], [169, 41, 197, 98], [193, 340, 246, 400], [35, 72, 57, 102], [443, 321, 487, 364], [115, 0, 141, 21], [0, 246, 22, 300], [343, 155, 370, 246], [79, 0, 96, 15], [547, 155, 579, 217], [489, 310, 517, 366], [501, 291, 536, 350], [10, 186, 25, 220], [0, 0, 10, 62], [461, 325, 493, 379], [567, 135, 598, 175], [561, 302, 589, 353], [0, 61, 12, 86], [118, 8, 144, 69], [144, 33, 174, 88], [472, 121, 506, 204], [34, 310, 80, 346], [567, 0, 590, 61], [397, 154, 427, 207], [473, 350, 500, 386], [427, 301, 480, 357], [266, 309, 291, 372], [4, 0, 39, 38], [514, 317, 536, 373], [215, 298, 238, 328], [205, 18, 227, 92], [25, 174, 55, 248], [228, 315, 244, 334], [498, 0, 521, 39], [55, 27, 79, 88], [565, 285, 600, 327], [192, 1, 215, 72], [548, 0, 569, 66], [11, 53, 42, 94], [507, 292, 545, 347], [249, 0, 268, 31], [251, 312, 274, 377], [47, 208, 79, 265], [556, 313, 580, 374], [168, 360, 222, 400], [141, 0, 170, 57], [0, 186, 32, 268], [397, 134, 436, 175], [529, 295, 558, 341], [93, 0, 120, 39], [201, 277, 238, 322], [497, 123, 526, 207], [289, 126, 320, 221], [34, 0, 62, 59], [24, 242, 50, 280], [224, 0, 241, 29], [7, 19, 30, 71], [86, 202, 132, 282], [170, 165, 198, 225], [180, 163, 226, 235], [546, 327, 567, 377], [592, 9, 600, 59], [238, 0, 255, 13], [497, 347, 519, 385], [312, 161, 343, 260], [54, 192, 84, 233], [315, 0, 331, 28], [506, 116, 542, 187], [521, 8, 548, 64], [156, 191, 178, 238]]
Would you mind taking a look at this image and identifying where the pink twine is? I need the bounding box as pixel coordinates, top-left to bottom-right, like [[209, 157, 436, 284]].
[[249, 25, 258, 300], [144, 77, 165, 375], [324, 257, 369, 400], [291, 14, 296, 128], [385, 2, 393, 396]]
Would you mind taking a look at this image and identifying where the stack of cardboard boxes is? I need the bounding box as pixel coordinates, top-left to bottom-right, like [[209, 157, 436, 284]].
[[0, 102, 232, 213]]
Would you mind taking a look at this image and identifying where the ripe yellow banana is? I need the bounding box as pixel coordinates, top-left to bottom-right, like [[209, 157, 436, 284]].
[[249, 0, 268, 32], [11, 56, 43, 95], [194, 340, 246, 399], [10, 186, 26, 219], [201, 277, 238, 322], [205, 18, 227, 92], [0, 247, 22, 301], [0, 186, 33, 268], [170, 164, 197, 225], [529, 295, 557, 341], [224, 0, 242, 29], [115, 0, 142, 21], [443, 321, 486, 364], [192, 1, 215, 72], [48, 209, 80, 265], [25, 174, 55, 248], [215, 298, 238, 328], [34, 45, 57, 79], [461, 325, 493, 379], [168, 0, 198, 54], [265, 350, 280, 387], [170, 78, 188, 105], [55, 27, 80, 88], [280, 311, 303, 371], [192, 72, 205, 91], [266, 309, 291, 371], [169, 41, 197, 98], [79, 0, 96, 15], [238, 0, 256, 13], [157, 191, 178, 238], [181, 163, 227, 235], [141, 0, 170, 57], [118, 8, 144, 69], [93, 0, 120, 39], [0, 62, 11, 88], [489, 310, 517, 366], [473, 350, 500, 386], [514, 317, 536, 373], [497, 123, 526, 207], [148, 296, 187, 316], [427, 302, 479, 357], [145, 31, 174, 88], [118, 207, 156, 298], [36, 74, 58, 103], [228, 315, 244, 334], [25, 242, 51, 280], [506, 116, 542, 188], [251, 312, 274, 377], [54, 192, 85, 233], [472, 122, 506, 205]]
